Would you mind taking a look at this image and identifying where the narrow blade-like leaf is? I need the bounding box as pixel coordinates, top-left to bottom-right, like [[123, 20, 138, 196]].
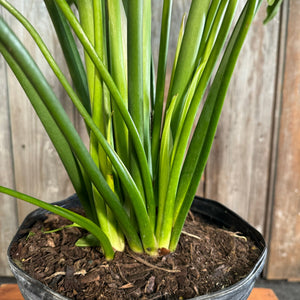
[[170, 0, 259, 251], [0, 186, 114, 260]]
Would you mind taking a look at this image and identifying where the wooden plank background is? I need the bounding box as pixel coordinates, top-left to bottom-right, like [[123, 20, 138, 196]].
[[0, 6, 18, 276], [205, 3, 280, 234], [265, 0, 300, 280], [0, 1, 299, 280]]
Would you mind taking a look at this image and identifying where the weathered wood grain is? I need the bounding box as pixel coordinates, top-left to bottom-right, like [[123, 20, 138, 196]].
[[266, 0, 300, 280], [205, 2, 280, 233], [263, 0, 289, 278], [0, 7, 18, 275]]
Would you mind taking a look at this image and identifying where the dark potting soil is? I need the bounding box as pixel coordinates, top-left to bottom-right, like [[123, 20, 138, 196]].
[[10, 210, 260, 299]]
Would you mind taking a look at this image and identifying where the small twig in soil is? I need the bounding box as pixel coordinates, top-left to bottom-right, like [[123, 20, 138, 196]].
[[190, 242, 196, 263], [217, 228, 248, 241], [44, 269, 87, 281], [188, 211, 195, 222], [128, 252, 181, 273], [74, 269, 87, 276], [116, 263, 131, 284], [182, 230, 202, 240], [230, 232, 247, 241], [44, 271, 66, 280], [119, 282, 135, 289]]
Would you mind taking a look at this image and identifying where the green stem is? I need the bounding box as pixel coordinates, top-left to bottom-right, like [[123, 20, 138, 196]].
[[142, 0, 152, 176], [107, 0, 129, 173], [151, 0, 173, 182], [155, 95, 177, 238], [167, 0, 210, 139], [127, 0, 144, 140], [44, 0, 91, 115], [91, 0, 125, 252], [127, 1, 147, 219], [77, 0, 95, 103]]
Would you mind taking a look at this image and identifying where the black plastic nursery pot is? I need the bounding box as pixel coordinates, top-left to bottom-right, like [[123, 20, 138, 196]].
[[8, 194, 267, 300]]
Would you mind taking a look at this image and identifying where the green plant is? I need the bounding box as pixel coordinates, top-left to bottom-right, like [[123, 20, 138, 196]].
[[0, 0, 281, 260]]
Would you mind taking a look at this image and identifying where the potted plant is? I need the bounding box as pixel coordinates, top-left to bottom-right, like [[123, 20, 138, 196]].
[[0, 0, 282, 299]]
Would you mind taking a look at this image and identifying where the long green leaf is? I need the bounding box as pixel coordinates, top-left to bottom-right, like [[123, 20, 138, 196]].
[[196, 0, 229, 68], [0, 40, 96, 223], [157, 0, 228, 249], [77, 0, 95, 102], [128, 0, 144, 140], [0, 0, 98, 218], [151, 0, 173, 181], [171, 64, 203, 166], [172, 0, 239, 222], [91, 0, 125, 252], [0, 186, 114, 260], [156, 95, 177, 239], [264, 0, 283, 24], [170, 0, 259, 251], [54, 0, 155, 220], [127, 1, 147, 224], [107, 0, 129, 169], [167, 0, 210, 138], [195, 0, 222, 66], [142, 0, 152, 175], [0, 3, 157, 253], [168, 14, 185, 97], [44, 0, 91, 115], [0, 19, 146, 253]]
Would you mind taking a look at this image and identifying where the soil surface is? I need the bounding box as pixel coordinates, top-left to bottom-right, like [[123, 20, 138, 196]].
[[10, 210, 261, 299]]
